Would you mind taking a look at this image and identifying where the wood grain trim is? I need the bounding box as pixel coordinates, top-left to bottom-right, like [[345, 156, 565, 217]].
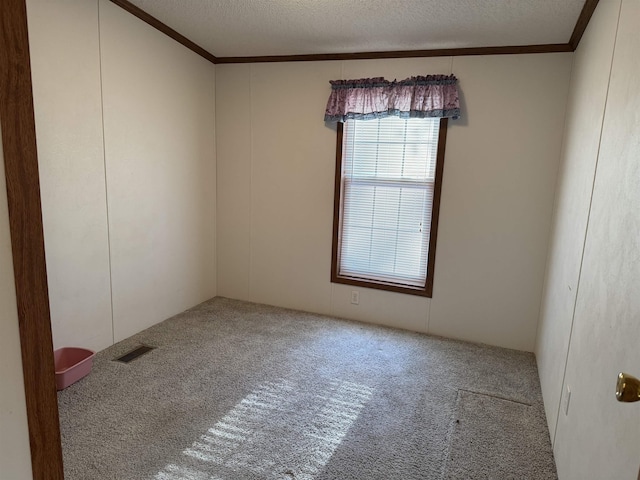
[[330, 118, 449, 299], [330, 274, 432, 297], [216, 43, 572, 64], [109, 0, 217, 64], [0, 0, 64, 479], [330, 122, 344, 289], [569, 0, 600, 50], [424, 118, 448, 297]]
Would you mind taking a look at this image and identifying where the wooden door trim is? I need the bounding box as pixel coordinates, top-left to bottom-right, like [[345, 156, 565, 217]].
[[0, 0, 64, 478]]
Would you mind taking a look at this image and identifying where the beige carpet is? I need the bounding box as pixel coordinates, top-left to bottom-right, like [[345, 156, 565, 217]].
[[57, 297, 556, 479], [442, 390, 557, 479]]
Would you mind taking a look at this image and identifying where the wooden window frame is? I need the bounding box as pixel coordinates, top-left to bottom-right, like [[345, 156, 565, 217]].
[[331, 117, 448, 298]]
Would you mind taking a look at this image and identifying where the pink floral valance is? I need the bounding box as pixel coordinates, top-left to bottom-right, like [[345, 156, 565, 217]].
[[324, 74, 460, 122]]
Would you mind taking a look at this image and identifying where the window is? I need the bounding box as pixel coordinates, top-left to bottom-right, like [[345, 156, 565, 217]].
[[331, 116, 448, 297]]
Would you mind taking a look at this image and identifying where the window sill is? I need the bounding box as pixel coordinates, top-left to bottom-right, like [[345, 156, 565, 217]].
[[331, 274, 432, 298]]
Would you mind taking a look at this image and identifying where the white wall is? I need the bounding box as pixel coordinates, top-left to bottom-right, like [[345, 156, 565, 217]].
[[216, 53, 572, 351], [99, 0, 216, 342], [28, 0, 113, 353], [0, 128, 33, 480], [535, 0, 620, 443], [537, 1, 640, 478], [27, 0, 217, 350]]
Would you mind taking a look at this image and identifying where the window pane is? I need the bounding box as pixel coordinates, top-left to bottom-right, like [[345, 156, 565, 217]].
[[338, 116, 440, 289]]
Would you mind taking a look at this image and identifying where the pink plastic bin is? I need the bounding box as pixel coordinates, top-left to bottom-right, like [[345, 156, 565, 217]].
[[54, 347, 95, 390]]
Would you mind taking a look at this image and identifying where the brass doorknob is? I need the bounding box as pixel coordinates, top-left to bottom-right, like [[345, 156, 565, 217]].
[[616, 373, 640, 403]]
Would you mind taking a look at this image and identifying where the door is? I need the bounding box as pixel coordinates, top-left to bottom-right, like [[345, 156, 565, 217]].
[[552, 1, 640, 478]]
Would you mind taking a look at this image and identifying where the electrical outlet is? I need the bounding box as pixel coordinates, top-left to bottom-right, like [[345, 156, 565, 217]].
[[564, 385, 571, 415], [350, 290, 359, 305]]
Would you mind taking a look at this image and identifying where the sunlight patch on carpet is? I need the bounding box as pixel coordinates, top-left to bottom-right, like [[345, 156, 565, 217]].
[[154, 378, 374, 479]]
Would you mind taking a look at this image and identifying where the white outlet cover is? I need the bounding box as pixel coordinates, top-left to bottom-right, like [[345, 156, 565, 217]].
[[350, 291, 359, 305]]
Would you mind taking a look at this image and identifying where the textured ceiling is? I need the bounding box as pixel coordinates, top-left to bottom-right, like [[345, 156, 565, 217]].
[[125, 0, 587, 58]]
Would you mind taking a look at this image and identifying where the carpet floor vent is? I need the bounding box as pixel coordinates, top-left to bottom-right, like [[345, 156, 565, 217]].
[[114, 345, 155, 363]]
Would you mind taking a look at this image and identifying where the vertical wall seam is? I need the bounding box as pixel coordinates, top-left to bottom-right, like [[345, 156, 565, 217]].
[[212, 64, 217, 297], [248, 64, 254, 301], [551, 0, 623, 447], [533, 52, 576, 355], [97, 0, 116, 345], [329, 61, 345, 317], [429, 56, 453, 332]]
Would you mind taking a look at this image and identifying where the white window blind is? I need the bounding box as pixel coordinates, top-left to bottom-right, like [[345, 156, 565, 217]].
[[338, 116, 440, 288]]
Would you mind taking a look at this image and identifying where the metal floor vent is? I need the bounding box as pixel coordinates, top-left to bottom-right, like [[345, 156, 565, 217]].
[[114, 345, 155, 363]]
